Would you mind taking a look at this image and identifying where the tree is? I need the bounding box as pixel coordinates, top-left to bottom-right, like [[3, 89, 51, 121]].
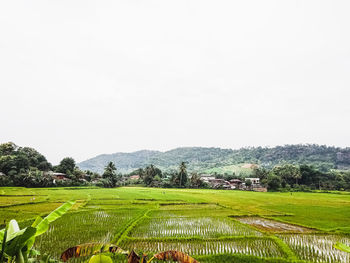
[[272, 164, 301, 186], [245, 179, 252, 190], [102, 162, 118, 187], [141, 165, 162, 186], [253, 167, 269, 181], [56, 157, 76, 174], [190, 173, 204, 188], [0, 142, 17, 156], [19, 147, 52, 171], [266, 173, 281, 191], [299, 164, 323, 188], [178, 162, 188, 187]]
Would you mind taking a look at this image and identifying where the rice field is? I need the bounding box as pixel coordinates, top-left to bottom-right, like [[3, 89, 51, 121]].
[[1, 187, 350, 263], [130, 217, 262, 238], [34, 208, 143, 258], [237, 217, 312, 233], [280, 234, 350, 263], [121, 238, 285, 258]]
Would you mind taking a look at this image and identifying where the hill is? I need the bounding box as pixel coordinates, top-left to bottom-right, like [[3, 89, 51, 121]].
[[77, 144, 350, 174]]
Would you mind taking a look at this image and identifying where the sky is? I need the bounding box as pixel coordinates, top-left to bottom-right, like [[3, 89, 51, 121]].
[[0, 0, 349, 164]]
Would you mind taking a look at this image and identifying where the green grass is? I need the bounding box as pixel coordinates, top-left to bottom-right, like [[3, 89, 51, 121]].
[[1, 186, 350, 263]]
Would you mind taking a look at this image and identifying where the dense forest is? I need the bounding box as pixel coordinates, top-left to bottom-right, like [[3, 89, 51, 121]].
[[78, 145, 350, 173]]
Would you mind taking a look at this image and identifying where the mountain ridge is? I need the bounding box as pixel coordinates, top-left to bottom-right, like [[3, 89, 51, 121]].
[[77, 144, 350, 174]]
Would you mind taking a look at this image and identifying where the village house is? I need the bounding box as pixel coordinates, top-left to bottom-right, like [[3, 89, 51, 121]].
[[200, 174, 216, 183], [229, 179, 243, 189], [200, 174, 267, 191], [245, 178, 260, 185], [244, 178, 267, 192]]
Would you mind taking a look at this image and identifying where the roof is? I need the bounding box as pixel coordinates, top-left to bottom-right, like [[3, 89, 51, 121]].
[[230, 179, 242, 183]]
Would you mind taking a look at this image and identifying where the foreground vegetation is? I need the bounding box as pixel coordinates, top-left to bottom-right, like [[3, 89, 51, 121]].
[[0, 187, 350, 262]]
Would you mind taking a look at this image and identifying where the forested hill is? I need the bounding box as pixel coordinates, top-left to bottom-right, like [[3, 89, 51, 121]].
[[77, 145, 350, 174]]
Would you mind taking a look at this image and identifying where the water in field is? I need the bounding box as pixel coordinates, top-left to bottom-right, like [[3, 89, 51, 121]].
[[121, 238, 285, 258], [32, 206, 349, 263], [237, 216, 312, 233], [280, 234, 350, 263], [131, 217, 262, 238]]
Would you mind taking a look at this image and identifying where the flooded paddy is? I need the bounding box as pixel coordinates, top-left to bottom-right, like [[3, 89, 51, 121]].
[[122, 238, 285, 258], [237, 217, 313, 233], [130, 217, 262, 238], [280, 234, 350, 263]]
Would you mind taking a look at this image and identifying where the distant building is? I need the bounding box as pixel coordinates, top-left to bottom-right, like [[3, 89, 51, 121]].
[[245, 178, 260, 185], [229, 179, 243, 189], [200, 175, 216, 183], [205, 178, 231, 189]]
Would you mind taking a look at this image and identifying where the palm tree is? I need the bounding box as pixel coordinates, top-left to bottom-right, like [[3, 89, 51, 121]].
[[178, 162, 187, 187]]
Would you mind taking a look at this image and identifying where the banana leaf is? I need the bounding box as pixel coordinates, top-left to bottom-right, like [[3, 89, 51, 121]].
[[88, 255, 113, 263], [334, 242, 350, 253], [5, 227, 36, 257], [35, 200, 75, 237]]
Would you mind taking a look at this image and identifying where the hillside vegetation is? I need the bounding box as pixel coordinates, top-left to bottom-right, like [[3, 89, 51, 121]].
[[78, 145, 350, 173]]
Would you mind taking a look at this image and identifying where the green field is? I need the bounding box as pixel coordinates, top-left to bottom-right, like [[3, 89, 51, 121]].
[[1, 187, 350, 262]]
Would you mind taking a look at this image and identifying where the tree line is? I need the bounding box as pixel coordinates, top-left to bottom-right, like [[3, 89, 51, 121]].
[[1, 142, 350, 192]]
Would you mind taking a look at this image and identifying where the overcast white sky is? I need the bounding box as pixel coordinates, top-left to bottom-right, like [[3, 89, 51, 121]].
[[1, 0, 349, 164]]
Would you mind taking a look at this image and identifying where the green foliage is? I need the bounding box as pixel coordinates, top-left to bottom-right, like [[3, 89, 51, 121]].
[[171, 162, 188, 187], [245, 179, 252, 188], [77, 145, 350, 174], [0, 143, 51, 176], [189, 173, 205, 188], [88, 254, 113, 263], [266, 174, 282, 191], [334, 242, 350, 253], [0, 201, 74, 263], [141, 165, 162, 186], [55, 157, 76, 175], [102, 162, 119, 187], [272, 164, 301, 186]]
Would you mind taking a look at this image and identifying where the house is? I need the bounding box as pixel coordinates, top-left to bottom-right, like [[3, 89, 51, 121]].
[[200, 175, 216, 183], [44, 171, 70, 184], [51, 172, 69, 180], [229, 179, 243, 189], [245, 178, 260, 185], [244, 178, 267, 191], [207, 178, 231, 189]]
